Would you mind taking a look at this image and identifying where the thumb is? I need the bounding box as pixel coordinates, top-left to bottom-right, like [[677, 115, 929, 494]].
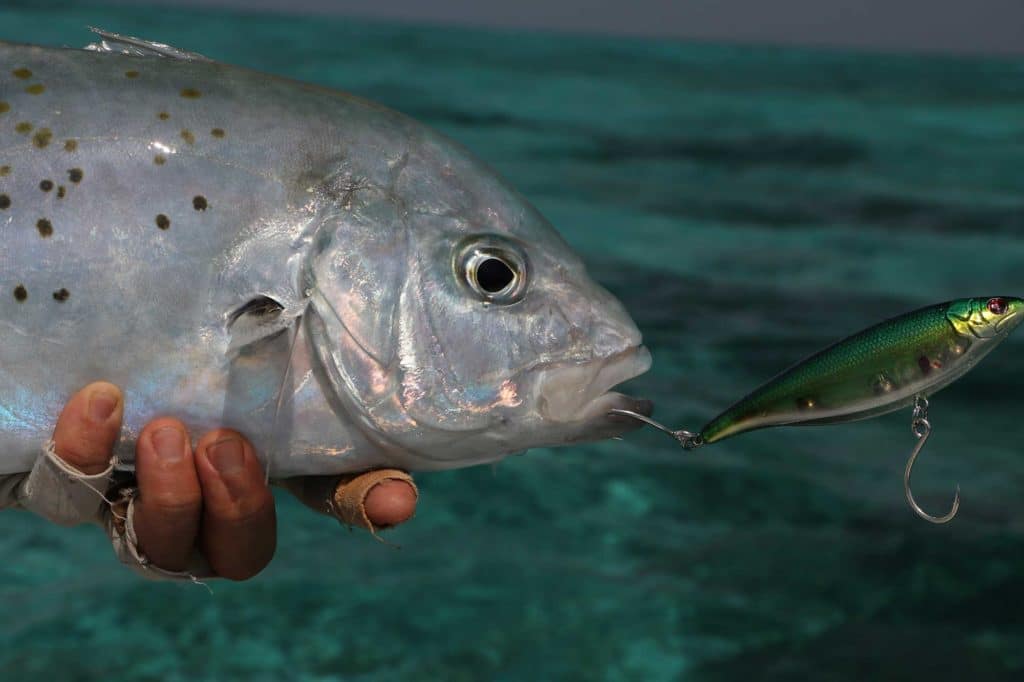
[[53, 382, 124, 475]]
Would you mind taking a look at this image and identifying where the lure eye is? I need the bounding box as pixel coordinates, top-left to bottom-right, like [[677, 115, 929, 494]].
[[987, 297, 1008, 315], [455, 236, 529, 304]]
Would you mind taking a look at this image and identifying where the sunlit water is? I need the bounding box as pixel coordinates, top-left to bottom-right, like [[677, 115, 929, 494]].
[[2, 1, 1024, 679]]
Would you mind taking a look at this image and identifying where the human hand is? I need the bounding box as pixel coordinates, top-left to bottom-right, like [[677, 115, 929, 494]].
[[48, 381, 418, 579]]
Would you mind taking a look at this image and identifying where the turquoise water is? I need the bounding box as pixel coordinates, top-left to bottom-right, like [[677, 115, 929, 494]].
[[2, 2, 1024, 680]]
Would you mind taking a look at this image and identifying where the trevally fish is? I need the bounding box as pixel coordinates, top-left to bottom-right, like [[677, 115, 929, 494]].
[[0, 30, 652, 477]]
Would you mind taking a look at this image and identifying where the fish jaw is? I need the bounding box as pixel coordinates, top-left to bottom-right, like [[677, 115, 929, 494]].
[[379, 345, 655, 470], [532, 345, 654, 442]]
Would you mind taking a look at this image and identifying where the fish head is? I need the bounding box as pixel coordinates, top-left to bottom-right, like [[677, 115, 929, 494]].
[[948, 297, 1024, 339], [304, 128, 651, 468]]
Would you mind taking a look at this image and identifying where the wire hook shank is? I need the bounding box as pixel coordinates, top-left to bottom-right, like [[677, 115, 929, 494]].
[[904, 396, 960, 524], [607, 409, 704, 450]]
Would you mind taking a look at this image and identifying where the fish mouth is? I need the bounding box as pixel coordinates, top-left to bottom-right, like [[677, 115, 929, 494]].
[[536, 346, 653, 430]]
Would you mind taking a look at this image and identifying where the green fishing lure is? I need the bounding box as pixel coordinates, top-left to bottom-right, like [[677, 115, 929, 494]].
[[614, 296, 1024, 522]]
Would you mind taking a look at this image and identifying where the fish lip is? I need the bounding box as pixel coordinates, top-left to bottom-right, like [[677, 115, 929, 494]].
[[536, 345, 653, 428]]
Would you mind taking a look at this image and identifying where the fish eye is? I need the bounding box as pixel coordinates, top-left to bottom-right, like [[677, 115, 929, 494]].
[[987, 297, 1008, 315], [476, 257, 516, 293], [455, 236, 529, 304]]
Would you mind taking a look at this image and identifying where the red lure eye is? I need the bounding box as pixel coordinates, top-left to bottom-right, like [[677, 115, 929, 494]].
[[987, 297, 1008, 315]]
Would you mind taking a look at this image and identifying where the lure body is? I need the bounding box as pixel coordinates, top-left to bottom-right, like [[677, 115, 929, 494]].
[[701, 297, 1024, 444]]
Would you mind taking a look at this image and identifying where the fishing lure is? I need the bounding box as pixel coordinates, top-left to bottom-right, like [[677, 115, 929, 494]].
[[612, 296, 1024, 523]]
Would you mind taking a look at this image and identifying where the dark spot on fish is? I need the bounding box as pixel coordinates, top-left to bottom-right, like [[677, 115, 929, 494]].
[[180, 88, 202, 99], [192, 195, 208, 211], [68, 168, 83, 183], [211, 128, 225, 138], [24, 84, 45, 95], [180, 129, 195, 145], [154, 155, 166, 165], [125, 70, 140, 79], [15, 121, 32, 135], [0, 101, 9, 114], [918, 356, 932, 375], [64, 139, 77, 152], [0, 165, 9, 176], [36, 218, 53, 237], [52, 288, 69, 302], [796, 396, 816, 410], [39, 179, 53, 192], [56, 186, 65, 199], [32, 128, 53, 148], [0, 194, 10, 209], [13, 285, 27, 302], [12, 68, 32, 80], [155, 214, 170, 230], [158, 111, 170, 120]]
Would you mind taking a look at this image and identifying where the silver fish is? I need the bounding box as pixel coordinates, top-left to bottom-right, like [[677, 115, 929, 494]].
[[0, 31, 652, 477]]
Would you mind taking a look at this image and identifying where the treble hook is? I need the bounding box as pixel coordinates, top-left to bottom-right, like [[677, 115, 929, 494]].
[[607, 409, 705, 450], [904, 395, 960, 524]]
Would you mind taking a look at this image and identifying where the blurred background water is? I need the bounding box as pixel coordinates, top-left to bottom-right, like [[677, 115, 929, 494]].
[[1, 1, 1023, 680]]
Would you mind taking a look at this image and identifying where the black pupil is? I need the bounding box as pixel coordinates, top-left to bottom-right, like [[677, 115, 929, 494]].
[[989, 298, 1007, 314], [477, 257, 515, 293]]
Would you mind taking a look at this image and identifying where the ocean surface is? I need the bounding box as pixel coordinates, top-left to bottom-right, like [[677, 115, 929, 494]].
[[1, 2, 1023, 680]]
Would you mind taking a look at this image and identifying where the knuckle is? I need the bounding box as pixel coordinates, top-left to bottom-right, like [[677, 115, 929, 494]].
[[54, 437, 109, 470], [213, 494, 273, 525], [139, 416, 189, 439], [142, 489, 203, 516], [197, 428, 248, 450]]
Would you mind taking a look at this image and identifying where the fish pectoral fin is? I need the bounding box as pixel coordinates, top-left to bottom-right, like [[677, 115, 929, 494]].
[[83, 28, 212, 62], [227, 295, 299, 355]]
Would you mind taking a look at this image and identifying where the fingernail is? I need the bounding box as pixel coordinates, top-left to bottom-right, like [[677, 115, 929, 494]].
[[88, 387, 119, 423], [208, 437, 245, 475], [152, 426, 185, 463]]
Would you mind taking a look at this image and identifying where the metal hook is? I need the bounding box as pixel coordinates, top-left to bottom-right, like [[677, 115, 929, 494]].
[[904, 395, 960, 524], [607, 409, 704, 450]]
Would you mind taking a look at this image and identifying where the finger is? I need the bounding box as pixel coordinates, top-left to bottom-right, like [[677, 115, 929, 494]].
[[194, 430, 276, 580], [364, 479, 418, 528], [52, 381, 124, 475], [132, 418, 202, 572], [280, 470, 418, 530]]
